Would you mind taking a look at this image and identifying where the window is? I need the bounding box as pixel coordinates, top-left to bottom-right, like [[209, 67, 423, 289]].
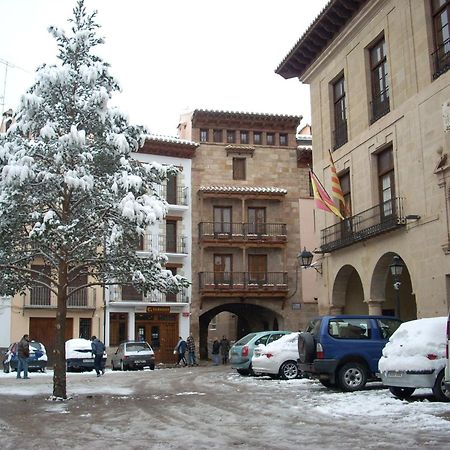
[[247, 207, 266, 234], [214, 254, 232, 284], [214, 206, 232, 234], [370, 37, 390, 123], [110, 313, 128, 346], [333, 76, 348, 149], [431, 0, 450, 77], [213, 129, 223, 143], [166, 173, 177, 205], [266, 133, 275, 145], [253, 132, 262, 145], [328, 319, 371, 339], [166, 220, 177, 252], [339, 171, 351, 217], [279, 133, 288, 146], [227, 130, 236, 143], [200, 129, 208, 142], [79, 318, 92, 340], [377, 147, 395, 218], [240, 130, 249, 144], [376, 318, 402, 339], [233, 157, 246, 180], [30, 265, 51, 306]]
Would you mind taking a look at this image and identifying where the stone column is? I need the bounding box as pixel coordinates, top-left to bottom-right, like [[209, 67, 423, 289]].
[[367, 299, 384, 315]]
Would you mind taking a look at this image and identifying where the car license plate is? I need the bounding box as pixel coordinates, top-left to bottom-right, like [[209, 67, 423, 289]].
[[387, 371, 403, 377], [82, 359, 92, 363], [135, 360, 145, 364]]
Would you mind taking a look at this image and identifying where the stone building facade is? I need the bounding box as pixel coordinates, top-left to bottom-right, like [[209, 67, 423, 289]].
[[178, 110, 319, 357], [277, 0, 450, 319]]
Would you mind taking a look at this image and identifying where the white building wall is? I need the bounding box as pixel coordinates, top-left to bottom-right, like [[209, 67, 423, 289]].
[[0, 296, 12, 347]]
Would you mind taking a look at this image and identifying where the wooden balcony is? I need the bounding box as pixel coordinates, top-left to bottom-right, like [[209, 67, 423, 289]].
[[109, 286, 188, 303], [320, 197, 405, 253], [24, 286, 96, 309], [199, 272, 288, 298], [199, 222, 287, 246]]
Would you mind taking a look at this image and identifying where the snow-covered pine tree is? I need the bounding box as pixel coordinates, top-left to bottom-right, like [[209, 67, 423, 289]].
[[0, 0, 189, 399]]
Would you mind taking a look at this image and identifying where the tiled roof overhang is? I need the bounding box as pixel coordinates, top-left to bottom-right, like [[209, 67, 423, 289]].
[[138, 134, 198, 158], [276, 0, 369, 80], [191, 109, 301, 130], [199, 185, 287, 199]]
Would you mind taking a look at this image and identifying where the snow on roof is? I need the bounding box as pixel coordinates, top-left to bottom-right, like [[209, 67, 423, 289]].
[[145, 133, 198, 147], [199, 186, 288, 194]]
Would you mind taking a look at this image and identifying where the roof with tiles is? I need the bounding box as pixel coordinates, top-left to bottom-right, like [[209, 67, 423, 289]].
[[276, 0, 369, 80], [198, 185, 288, 195], [138, 133, 198, 158]]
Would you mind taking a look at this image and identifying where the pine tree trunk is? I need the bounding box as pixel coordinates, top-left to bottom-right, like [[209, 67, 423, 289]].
[[53, 260, 68, 399]]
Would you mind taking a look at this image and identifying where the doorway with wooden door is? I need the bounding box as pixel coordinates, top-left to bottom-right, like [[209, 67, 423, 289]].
[[135, 313, 179, 363], [248, 254, 267, 285], [248, 207, 266, 235], [214, 254, 232, 285]]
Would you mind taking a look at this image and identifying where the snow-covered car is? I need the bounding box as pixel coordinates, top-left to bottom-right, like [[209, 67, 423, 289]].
[[379, 316, 450, 402], [2, 341, 48, 373], [66, 338, 106, 372], [252, 332, 301, 380], [111, 341, 155, 371]]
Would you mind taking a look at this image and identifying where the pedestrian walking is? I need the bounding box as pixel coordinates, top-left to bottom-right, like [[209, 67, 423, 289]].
[[212, 337, 221, 365], [186, 334, 198, 366], [16, 334, 30, 379], [220, 336, 230, 364], [174, 337, 187, 367], [91, 336, 106, 377]]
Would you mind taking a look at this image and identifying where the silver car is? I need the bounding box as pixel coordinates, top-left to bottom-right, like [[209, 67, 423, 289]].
[[111, 341, 155, 371]]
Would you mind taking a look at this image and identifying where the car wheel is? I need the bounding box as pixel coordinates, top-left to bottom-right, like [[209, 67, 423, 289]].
[[150, 364, 155, 371], [3, 363, 10, 374], [389, 386, 415, 400], [337, 362, 367, 391], [298, 332, 315, 364], [432, 369, 450, 402], [236, 369, 250, 376], [319, 379, 336, 388], [279, 361, 299, 380], [120, 360, 125, 371]]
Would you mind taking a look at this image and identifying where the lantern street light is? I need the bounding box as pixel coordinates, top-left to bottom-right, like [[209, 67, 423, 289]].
[[298, 247, 322, 274], [389, 255, 404, 319]]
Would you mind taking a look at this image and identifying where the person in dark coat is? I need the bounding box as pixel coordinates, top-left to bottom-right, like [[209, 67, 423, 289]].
[[17, 334, 30, 379], [212, 338, 221, 365], [220, 336, 231, 364], [174, 337, 187, 367], [186, 334, 198, 366], [91, 336, 106, 377]]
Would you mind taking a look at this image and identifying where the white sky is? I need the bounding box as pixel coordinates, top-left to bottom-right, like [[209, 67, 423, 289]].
[[0, 0, 328, 136]]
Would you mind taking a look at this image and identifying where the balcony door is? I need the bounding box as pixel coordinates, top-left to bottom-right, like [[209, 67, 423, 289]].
[[167, 174, 177, 205], [248, 207, 266, 235], [377, 148, 395, 220], [68, 269, 88, 307], [214, 206, 232, 234], [214, 254, 232, 285], [166, 220, 177, 252], [30, 265, 51, 306], [248, 254, 267, 284]]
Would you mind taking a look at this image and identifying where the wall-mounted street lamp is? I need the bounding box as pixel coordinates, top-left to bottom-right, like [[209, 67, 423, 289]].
[[298, 247, 322, 274], [389, 255, 405, 319]]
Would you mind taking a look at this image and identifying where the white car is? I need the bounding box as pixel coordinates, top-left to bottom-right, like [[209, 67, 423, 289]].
[[252, 332, 300, 380], [66, 338, 106, 372], [379, 316, 450, 402]]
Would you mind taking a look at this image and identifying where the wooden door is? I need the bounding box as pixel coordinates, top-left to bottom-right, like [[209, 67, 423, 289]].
[[213, 206, 232, 234], [248, 254, 267, 283], [166, 174, 177, 205], [214, 254, 232, 284], [248, 207, 266, 234], [166, 220, 177, 252]]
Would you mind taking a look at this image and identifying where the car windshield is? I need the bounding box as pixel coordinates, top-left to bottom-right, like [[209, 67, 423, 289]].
[[306, 319, 322, 336], [126, 343, 150, 352], [234, 333, 258, 346], [30, 342, 41, 351]]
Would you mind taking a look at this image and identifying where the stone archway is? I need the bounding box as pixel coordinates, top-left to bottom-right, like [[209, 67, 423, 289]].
[[331, 265, 366, 314], [199, 302, 283, 360], [370, 252, 416, 320]]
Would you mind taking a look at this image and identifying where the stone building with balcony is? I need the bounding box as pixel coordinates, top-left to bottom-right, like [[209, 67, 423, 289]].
[[178, 109, 318, 358], [104, 135, 197, 363], [276, 0, 450, 319]]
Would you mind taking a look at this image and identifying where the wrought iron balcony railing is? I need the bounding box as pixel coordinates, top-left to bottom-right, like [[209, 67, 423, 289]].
[[157, 185, 188, 206], [199, 222, 287, 242], [199, 272, 288, 292], [432, 37, 450, 79], [25, 286, 96, 309], [333, 119, 348, 150], [158, 235, 187, 254], [109, 285, 188, 303], [370, 87, 390, 124], [320, 197, 405, 253]]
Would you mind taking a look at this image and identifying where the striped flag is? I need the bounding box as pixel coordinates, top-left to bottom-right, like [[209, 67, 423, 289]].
[[329, 150, 350, 217], [310, 170, 344, 220]]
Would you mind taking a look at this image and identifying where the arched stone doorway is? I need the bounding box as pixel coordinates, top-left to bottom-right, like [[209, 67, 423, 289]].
[[331, 265, 366, 314], [199, 302, 283, 359], [370, 252, 416, 320]]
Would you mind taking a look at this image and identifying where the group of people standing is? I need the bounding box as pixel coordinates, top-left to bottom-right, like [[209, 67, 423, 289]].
[[174, 335, 231, 367]]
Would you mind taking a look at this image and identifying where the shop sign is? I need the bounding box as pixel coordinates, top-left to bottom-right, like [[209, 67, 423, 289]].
[[146, 306, 170, 313]]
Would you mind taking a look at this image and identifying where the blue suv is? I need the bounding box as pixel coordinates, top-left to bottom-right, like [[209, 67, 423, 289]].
[[298, 315, 401, 391]]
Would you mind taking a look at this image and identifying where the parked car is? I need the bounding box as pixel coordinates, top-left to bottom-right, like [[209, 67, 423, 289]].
[[66, 338, 106, 372], [2, 340, 48, 373], [230, 331, 292, 376], [111, 341, 155, 371], [252, 332, 300, 380], [379, 316, 450, 402], [445, 310, 450, 392], [298, 315, 402, 391]]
